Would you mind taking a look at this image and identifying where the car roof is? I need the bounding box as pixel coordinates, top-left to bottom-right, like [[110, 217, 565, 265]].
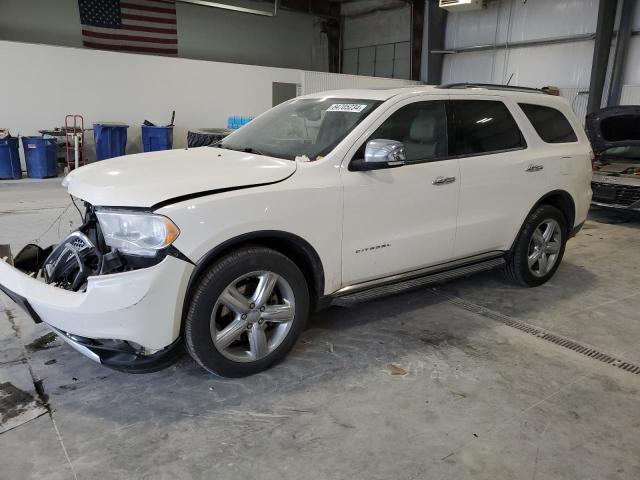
[[299, 84, 558, 103]]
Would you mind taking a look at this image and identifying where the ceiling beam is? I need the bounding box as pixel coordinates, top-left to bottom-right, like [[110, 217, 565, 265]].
[[279, 0, 340, 19]]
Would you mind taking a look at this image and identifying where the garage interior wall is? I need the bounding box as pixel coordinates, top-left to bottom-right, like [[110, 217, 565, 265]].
[[0, 40, 303, 163], [0, 40, 417, 166], [341, 1, 412, 79], [0, 0, 327, 71], [440, 0, 640, 120]]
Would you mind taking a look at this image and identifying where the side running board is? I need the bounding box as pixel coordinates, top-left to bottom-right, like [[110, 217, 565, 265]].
[[331, 257, 505, 305]]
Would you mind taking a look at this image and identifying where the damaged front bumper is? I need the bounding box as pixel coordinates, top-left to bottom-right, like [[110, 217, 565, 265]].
[[0, 252, 194, 371], [591, 175, 640, 212]]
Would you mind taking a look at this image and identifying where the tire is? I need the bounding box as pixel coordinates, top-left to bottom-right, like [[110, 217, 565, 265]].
[[504, 204, 567, 287], [184, 246, 309, 377], [187, 129, 231, 148]]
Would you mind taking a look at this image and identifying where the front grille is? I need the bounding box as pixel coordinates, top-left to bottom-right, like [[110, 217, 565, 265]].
[[592, 181, 640, 206]]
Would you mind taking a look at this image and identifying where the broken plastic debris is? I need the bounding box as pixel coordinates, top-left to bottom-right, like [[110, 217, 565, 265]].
[[387, 363, 408, 376], [295, 155, 311, 163]]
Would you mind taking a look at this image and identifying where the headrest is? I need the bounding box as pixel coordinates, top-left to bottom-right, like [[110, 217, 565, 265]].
[[409, 113, 437, 143]]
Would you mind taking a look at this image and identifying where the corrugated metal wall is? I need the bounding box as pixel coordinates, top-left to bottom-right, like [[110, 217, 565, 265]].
[[301, 71, 418, 95], [440, 0, 640, 120], [341, 3, 412, 79]]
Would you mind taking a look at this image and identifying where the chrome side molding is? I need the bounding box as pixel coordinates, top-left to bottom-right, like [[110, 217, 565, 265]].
[[333, 251, 505, 298]]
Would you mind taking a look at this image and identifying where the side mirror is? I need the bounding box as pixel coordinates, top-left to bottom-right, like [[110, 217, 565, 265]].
[[351, 139, 407, 171]]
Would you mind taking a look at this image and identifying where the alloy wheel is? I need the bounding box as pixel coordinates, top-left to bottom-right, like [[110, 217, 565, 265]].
[[527, 218, 562, 277], [210, 271, 295, 362]]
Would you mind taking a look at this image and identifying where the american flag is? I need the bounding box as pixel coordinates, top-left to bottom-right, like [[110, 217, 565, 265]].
[[78, 0, 178, 55]]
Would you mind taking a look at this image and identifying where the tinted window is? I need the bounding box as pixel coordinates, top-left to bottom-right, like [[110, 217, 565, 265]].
[[355, 101, 448, 162], [519, 103, 578, 143], [449, 100, 525, 156], [600, 115, 640, 142]]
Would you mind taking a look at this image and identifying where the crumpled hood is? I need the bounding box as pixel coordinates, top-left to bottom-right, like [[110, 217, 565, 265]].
[[64, 147, 297, 208]]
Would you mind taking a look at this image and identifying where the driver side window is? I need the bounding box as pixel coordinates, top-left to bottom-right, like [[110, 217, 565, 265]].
[[354, 100, 448, 163]]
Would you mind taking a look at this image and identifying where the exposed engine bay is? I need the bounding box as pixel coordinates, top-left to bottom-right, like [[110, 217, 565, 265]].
[[14, 203, 160, 292], [593, 159, 640, 178]]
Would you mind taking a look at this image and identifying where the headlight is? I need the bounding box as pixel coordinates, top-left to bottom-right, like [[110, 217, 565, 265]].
[[95, 210, 180, 257]]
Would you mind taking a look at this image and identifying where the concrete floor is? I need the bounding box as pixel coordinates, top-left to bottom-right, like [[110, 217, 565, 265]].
[[1, 178, 639, 480]]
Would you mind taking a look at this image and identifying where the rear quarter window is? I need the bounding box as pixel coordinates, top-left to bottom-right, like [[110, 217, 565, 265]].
[[519, 103, 578, 143]]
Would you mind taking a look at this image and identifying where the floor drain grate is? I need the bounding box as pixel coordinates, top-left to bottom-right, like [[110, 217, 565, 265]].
[[433, 290, 640, 376]]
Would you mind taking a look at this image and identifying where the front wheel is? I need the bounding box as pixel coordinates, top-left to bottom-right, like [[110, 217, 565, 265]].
[[185, 246, 309, 377], [504, 204, 567, 287]]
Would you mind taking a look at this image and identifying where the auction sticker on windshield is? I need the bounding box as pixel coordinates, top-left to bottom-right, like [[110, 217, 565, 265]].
[[327, 104, 368, 113]]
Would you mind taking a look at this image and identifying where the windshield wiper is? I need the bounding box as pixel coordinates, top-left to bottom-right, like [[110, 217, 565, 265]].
[[214, 144, 266, 156], [242, 147, 267, 156]]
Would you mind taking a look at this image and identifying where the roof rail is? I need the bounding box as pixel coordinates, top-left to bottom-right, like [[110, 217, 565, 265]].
[[436, 83, 550, 95]]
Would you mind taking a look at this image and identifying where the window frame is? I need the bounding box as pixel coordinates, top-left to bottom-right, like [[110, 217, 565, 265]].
[[348, 98, 454, 169], [446, 99, 528, 159], [347, 97, 529, 171], [518, 102, 578, 144]]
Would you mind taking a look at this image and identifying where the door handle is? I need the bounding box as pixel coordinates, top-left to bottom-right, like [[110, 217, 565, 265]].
[[526, 164, 544, 172], [432, 176, 456, 185]]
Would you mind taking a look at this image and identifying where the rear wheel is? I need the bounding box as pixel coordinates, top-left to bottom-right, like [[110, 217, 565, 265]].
[[185, 246, 309, 377], [504, 204, 567, 287]]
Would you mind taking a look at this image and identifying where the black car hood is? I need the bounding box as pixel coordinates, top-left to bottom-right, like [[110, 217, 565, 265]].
[[586, 105, 640, 154]]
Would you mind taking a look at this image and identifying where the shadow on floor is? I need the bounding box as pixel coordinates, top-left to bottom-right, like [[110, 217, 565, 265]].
[[588, 207, 640, 229]]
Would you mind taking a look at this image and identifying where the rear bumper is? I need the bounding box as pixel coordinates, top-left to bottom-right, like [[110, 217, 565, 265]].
[[0, 255, 194, 356]]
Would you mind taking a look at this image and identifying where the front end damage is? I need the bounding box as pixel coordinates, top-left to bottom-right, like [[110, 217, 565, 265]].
[[586, 106, 640, 212], [592, 159, 640, 211], [0, 203, 194, 372]]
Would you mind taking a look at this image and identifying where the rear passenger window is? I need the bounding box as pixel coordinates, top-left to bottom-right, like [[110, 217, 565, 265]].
[[519, 103, 578, 143], [448, 100, 526, 156]]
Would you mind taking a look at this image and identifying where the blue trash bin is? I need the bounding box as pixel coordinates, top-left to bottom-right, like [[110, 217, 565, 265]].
[[141, 125, 173, 152], [94, 123, 129, 160], [0, 137, 22, 179], [21, 137, 58, 178]]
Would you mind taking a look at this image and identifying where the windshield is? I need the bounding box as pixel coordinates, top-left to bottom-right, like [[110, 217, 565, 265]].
[[217, 98, 381, 160]]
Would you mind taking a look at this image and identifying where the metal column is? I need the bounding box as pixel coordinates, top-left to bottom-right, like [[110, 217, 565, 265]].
[[425, 0, 447, 84], [410, 0, 426, 81], [607, 0, 637, 106], [587, 0, 618, 114]]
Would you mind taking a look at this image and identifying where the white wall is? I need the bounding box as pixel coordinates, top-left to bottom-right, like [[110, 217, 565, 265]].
[[0, 0, 326, 71], [301, 71, 418, 93], [0, 40, 302, 164], [0, 41, 418, 169]]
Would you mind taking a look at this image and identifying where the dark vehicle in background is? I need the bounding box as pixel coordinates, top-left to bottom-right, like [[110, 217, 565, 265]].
[[587, 106, 640, 212]]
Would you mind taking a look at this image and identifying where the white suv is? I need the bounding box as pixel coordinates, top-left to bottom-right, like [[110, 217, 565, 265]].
[[0, 84, 592, 377]]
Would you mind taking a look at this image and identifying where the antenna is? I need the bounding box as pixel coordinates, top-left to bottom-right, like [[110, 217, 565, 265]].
[[506, 73, 514, 86]]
